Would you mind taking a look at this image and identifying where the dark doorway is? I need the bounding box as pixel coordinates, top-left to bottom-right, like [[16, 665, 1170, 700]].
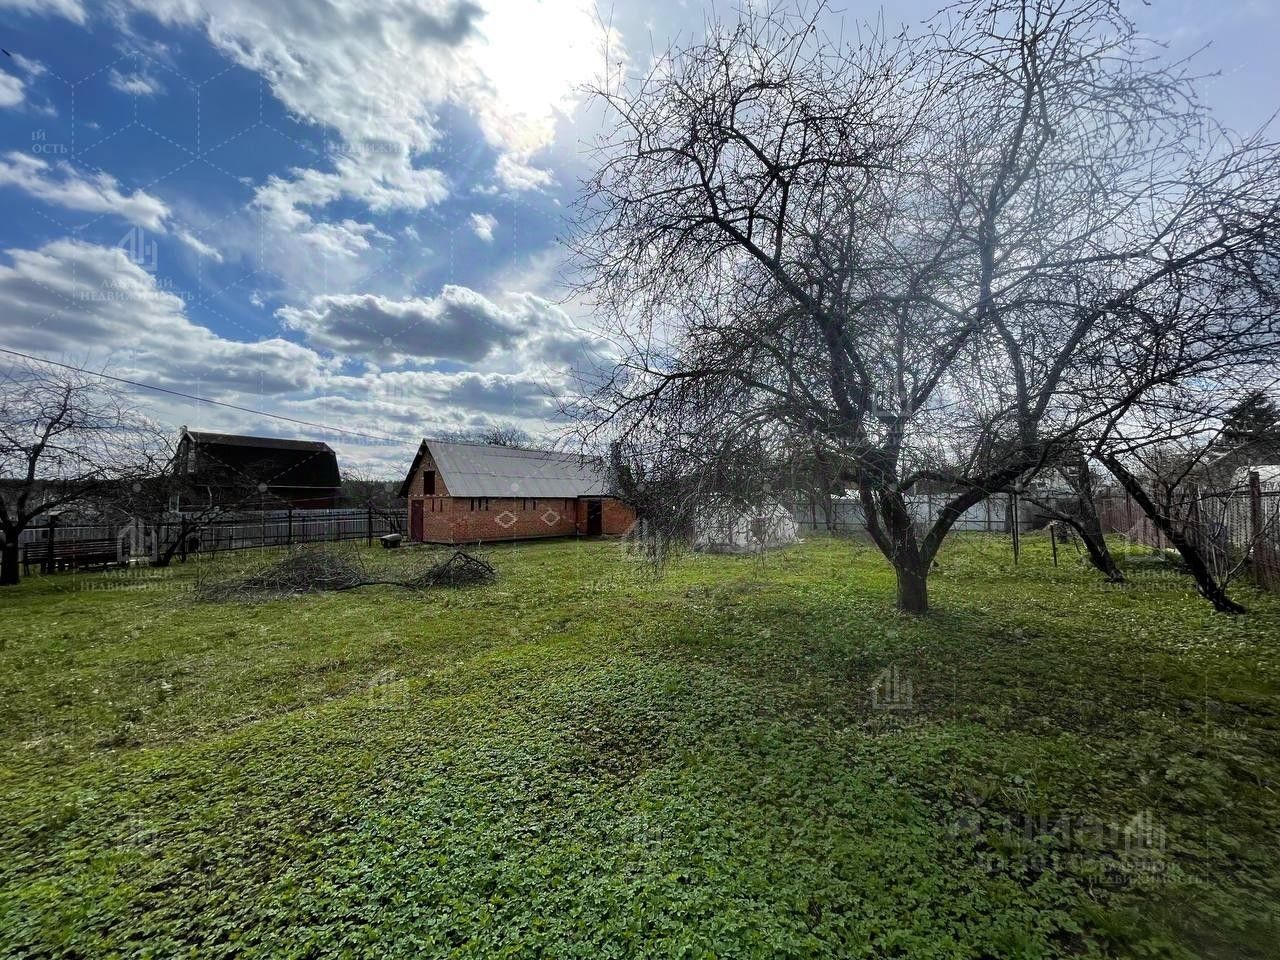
[[586, 499, 603, 536], [410, 499, 424, 540]]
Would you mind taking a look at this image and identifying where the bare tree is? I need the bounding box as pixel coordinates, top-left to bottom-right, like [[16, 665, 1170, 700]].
[[441, 423, 534, 448], [1091, 382, 1280, 614], [572, 0, 1280, 612], [0, 360, 147, 585], [343, 469, 406, 534]]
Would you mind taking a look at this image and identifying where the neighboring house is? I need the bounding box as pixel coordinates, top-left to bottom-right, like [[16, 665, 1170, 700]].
[[398, 439, 636, 543], [175, 429, 342, 509]]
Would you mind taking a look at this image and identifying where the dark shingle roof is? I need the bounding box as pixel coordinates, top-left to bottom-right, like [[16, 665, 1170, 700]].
[[183, 430, 341, 489]]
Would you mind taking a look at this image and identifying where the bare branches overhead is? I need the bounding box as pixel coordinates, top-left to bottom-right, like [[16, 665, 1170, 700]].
[[571, 0, 1280, 613]]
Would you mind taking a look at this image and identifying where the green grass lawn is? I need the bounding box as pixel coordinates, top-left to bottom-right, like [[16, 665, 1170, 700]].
[[1, 535, 1278, 959]]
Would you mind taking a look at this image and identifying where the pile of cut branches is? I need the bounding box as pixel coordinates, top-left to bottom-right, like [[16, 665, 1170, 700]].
[[196, 545, 371, 600], [197, 544, 495, 601], [405, 549, 497, 588]]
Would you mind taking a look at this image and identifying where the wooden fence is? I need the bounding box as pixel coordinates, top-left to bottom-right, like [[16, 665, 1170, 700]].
[[1096, 474, 1280, 591]]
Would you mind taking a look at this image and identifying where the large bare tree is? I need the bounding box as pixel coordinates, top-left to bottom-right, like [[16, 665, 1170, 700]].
[[572, 0, 1280, 612]]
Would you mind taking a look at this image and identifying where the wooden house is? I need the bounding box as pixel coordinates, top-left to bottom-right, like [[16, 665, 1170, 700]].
[[175, 429, 342, 510]]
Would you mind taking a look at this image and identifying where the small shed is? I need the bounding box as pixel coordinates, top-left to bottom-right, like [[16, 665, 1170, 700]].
[[398, 438, 636, 543], [692, 497, 799, 553]]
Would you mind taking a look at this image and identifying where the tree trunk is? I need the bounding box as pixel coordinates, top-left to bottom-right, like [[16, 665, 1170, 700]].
[[1078, 525, 1125, 583], [152, 532, 187, 568], [1033, 506, 1124, 582], [1070, 452, 1124, 582], [0, 539, 18, 586], [860, 483, 931, 614], [1101, 455, 1245, 614], [894, 558, 929, 613]]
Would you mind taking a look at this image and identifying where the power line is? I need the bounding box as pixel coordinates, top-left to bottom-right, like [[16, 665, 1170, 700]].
[[0, 346, 410, 445]]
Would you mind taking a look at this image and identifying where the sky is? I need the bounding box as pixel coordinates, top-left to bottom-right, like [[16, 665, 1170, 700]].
[[0, 0, 1276, 478]]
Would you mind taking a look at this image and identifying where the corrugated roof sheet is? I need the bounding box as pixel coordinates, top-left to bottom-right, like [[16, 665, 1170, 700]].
[[427, 439, 608, 498]]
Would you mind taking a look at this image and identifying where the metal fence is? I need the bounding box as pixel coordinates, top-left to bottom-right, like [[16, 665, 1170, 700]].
[[19, 507, 407, 571], [793, 494, 1012, 535]]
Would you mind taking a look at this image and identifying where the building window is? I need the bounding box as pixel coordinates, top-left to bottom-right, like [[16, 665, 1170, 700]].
[[469, 497, 491, 511], [423, 470, 436, 496]]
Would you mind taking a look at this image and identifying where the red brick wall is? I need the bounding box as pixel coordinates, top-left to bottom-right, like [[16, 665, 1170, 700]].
[[404, 448, 450, 498], [407, 495, 635, 543], [408, 496, 576, 543], [601, 498, 637, 535]]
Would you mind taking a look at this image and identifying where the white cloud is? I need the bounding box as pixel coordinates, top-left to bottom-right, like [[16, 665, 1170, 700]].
[[0, 239, 588, 475], [279, 282, 613, 376], [250, 152, 447, 263], [297, 368, 563, 427], [126, 0, 618, 193], [0, 151, 169, 229], [278, 285, 523, 365], [0, 72, 23, 109], [10, 54, 46, 77], [0, 54, 52, 113], [172, 227, 223, 262], [0, 237, 591, 475], [5, 0, 622, 302], [108, 68, 163, 96], [469, 212, 497, 242], [493, 153, 554, 191], [0, 0, 85, 23], [0, 240, 330, 395], [0, 152, 222, 260]]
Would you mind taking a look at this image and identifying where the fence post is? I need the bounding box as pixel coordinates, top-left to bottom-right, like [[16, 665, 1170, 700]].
[[367, 505, 374, 546], [1009, 492, 1020, 564], [287, 508, 293, 546], [1249, 470, 1264, 587], [44, 513, 58, 574]]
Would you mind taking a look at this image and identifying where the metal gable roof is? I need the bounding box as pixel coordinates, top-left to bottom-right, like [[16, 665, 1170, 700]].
[[425, 439, 609, 499]]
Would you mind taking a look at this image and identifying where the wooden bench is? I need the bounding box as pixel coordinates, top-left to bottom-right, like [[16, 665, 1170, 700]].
[[23, 538, 129, 575]]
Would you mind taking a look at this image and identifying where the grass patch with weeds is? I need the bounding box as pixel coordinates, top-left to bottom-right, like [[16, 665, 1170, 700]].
[[1, 534, 1277, 958]]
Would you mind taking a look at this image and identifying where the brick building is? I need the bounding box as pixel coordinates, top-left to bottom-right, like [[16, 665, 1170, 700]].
[[398, 439, 636, 543]]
